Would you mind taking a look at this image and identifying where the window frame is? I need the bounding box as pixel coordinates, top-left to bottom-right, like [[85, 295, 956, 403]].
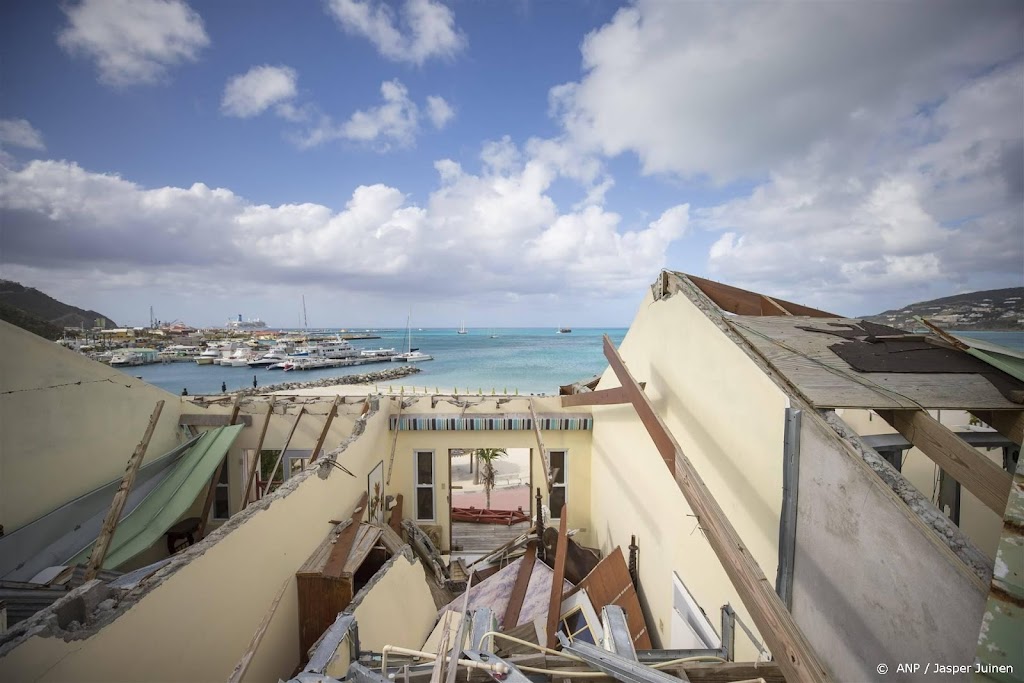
[[414, 449, 435, 521], [548, 449, 568, 519], [213, 456, 230, 521]]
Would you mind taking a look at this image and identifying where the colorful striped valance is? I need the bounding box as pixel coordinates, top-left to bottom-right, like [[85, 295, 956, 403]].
[[389, 414, 593, 431]]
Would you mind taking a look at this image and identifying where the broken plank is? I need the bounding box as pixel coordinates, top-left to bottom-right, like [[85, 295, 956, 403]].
[[323, 493, 368, 579], [528, 399, 554, 493], [85, 401, 165, 580], [502, 541, 537, 630], [309, 395, 342, 464], [241, 402, 274, 509], [677, 662, 785, 683], [178, 413, 253, 427], [545, 512, 569, 649], [603, 334, 831, 683], [877, 409, 1012, 514], [560, 386, 631, 407]]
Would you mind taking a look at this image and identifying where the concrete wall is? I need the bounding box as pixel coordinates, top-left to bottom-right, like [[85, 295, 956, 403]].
[[588, 288, 790, 655], [839, 409, 1003, 558], [350, 552, 438, 651], [791, 413, 988, 682], [0, 404, 390, 683], [386, 396, 593, 551], [0, 321, 185, 533]]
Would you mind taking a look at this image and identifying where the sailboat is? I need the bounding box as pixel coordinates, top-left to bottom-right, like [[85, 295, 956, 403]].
[[457, 321, 467, 334], [392, 313, 433, 362]]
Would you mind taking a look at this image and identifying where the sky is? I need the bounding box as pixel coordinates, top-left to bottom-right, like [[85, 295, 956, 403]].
[[0, 0, 1021, 329]]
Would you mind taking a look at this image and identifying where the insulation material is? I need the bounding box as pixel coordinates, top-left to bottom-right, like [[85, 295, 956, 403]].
[[438, 557, 573, 628]]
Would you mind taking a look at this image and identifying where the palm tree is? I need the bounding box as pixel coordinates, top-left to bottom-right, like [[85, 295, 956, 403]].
[[475, 448, 507, 509]]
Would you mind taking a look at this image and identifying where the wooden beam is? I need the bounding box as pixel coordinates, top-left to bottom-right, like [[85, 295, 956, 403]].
[[309, 396, 342, 464], [560, 386, 631, 407], [877, 409, 1012, 514], [227, 576, 291, 683], [241, 401, 274, 510], [970, 410, 1024, 446], [502, 541, 538, 630], [386, 400, 404, 485], [677, 662, 785, 683], [761, 295, 793, 316], [545, 511, 569, 649], [262, 407, 306, 497], [602, 335, 831, 683], [227, 393, 243, 426], [528, 399, 555, 493], [323, 492, 368, 579], [85, 401, 165, 579], [178, 413, 253, 427], [685, 274, 837, 318]]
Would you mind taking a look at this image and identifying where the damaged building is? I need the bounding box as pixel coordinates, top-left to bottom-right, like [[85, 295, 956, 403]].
[[0, 270, 1021, 683]]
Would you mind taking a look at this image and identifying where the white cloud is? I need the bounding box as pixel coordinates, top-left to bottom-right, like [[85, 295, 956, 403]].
[[292, 80, 447, 150], [692, 58, 1024, 307], [0, 139, 685, 300], [554, 1, 1023, 182], [425, 96, 454, 129], [325, 0, 465, 65], [0, 119, 45, 151], [221, 66, 299, 118], [57, 0, 209, 87]]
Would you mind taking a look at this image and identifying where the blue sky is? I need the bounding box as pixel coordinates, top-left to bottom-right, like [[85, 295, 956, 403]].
[[1, 0, 1021, 328]]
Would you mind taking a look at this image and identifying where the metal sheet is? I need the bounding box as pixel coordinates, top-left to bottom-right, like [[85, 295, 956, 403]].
[[66, 425, 243, 569], [0, 434, 201, 581]]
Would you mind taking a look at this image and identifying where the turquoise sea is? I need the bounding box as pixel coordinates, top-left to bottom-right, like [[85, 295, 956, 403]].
[[117, 328, 628, 396], [113, 327, 1024, 397]]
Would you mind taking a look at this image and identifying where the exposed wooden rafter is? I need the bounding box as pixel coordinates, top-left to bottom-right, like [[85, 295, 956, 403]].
[[602, 334, 832, 683], [529, 399, 555, 493], [241, 401, 275, 510], [262, 407, 307, 497], [877, 409, 1012, 514], [85, 401, 164, 581], [309, 395, 342, 464], [560, 386, 631, 407]]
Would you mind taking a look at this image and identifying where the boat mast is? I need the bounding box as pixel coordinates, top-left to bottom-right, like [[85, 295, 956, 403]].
[[302, 295, 308, 330]]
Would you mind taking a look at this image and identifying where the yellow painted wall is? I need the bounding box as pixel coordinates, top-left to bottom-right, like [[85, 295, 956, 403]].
[[588, 288, 790, 655], [837, 408, 1002, 558], [384, 396, 593, 551], [0, 406, 391, 683], [351, 553, 438, 651], [0, 321, 185, 533]]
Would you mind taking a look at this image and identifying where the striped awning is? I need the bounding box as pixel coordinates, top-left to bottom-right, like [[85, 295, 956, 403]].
[[389, 414, 593, 431]]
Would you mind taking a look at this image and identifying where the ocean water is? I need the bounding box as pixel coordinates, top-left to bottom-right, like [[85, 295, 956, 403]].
[[112, 327, 1024, 397], [116, 328, 628, 396]]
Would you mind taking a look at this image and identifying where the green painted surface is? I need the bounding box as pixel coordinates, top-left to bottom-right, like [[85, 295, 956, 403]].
[[967, 347, 1024, 384], [973, 453, 1024, 683], [70, 425, 243, 570]]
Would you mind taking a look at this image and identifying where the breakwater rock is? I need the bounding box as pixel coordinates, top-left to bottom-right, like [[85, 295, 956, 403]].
[[238, 365, 422, 397]]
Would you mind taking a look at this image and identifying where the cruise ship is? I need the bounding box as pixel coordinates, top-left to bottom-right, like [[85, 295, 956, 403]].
[[224, 314, 268, 330]]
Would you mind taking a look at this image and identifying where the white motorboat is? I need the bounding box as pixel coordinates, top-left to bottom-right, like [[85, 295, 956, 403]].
[[360, 347, 397, 358], [196, 347, 220, 365], [248, 343, 293, 368]]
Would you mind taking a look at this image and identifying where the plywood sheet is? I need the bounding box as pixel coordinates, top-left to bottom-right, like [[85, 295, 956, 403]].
[[570, 547, 651, 649], [729, 316, 1021, 409]]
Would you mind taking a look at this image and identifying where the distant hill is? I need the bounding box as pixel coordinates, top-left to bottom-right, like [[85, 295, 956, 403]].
[[866, 287, 1024, 331], [0, 280, 118, 331], [0, 301, 63, 340]]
